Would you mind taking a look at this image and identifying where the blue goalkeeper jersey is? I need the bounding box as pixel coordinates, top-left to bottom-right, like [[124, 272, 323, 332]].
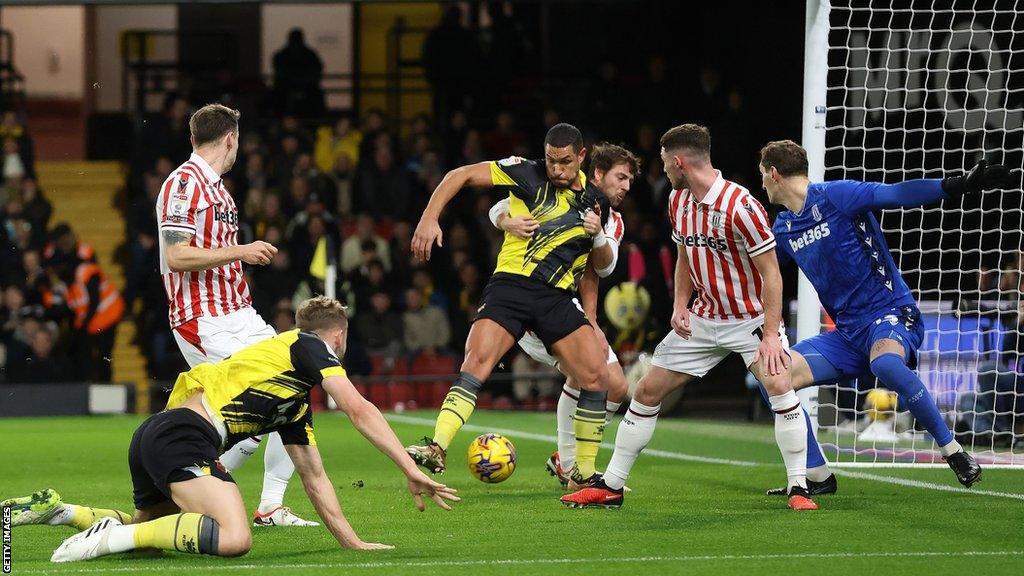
[[773, 180, 943, 335]]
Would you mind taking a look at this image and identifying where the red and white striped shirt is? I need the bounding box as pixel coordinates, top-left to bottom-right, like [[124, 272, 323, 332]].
[[668, 171, 775, 320], [156, 153, 251, 328]]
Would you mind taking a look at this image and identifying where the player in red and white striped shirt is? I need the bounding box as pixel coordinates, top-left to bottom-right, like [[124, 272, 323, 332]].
[[156, 104, 317, 527], [563, 124, 815, 511]]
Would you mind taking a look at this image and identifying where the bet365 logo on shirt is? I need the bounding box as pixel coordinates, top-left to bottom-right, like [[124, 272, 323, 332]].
[[788, 222, 830, 251]]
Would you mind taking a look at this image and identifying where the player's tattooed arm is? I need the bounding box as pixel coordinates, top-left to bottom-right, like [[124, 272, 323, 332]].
[[161, 229, 194, 247], [161, 228, 273, 272]]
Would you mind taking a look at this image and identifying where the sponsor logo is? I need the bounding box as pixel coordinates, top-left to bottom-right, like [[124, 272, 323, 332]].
[[787, 222, 831, 251], [498, 156, 523, 167], [681, 233, 729, 251], [213, 209, 238, 226]]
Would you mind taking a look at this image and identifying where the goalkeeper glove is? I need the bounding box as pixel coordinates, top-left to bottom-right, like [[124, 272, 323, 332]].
[[942, 160, 1015, 197]]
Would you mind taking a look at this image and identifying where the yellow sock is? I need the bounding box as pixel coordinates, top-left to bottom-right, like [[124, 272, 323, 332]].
[[434, 384, 479, 451], [68, 505, 132, 530], [133, 513, 219, 555], [573, 407, 605, 478]]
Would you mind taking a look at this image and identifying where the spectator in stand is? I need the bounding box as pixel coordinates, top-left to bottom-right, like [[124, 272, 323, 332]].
[[138, 94, 192, 167], [388, 221, 415, 287], [45, 223, 96, 265], [450, 261, 483, 346], [442, 110, 469, 166], [253, 193, 288, 241], [357, 140, 413, 220], [459, 129, 486, 166], [251, 248, 300, 320], [5, 324, 72, 383], [271, 298, 297, 333], [353, 289, 403, 357], [358, 108, 388, 163], [403, 287, 451, 356], [341, 214, 390, 273], [402, 113, 434, 159], [21, 250, 46, 305], [482, 111, 524, 159], [272, 29, 326, 118], [237, 152, 269, 206], [422, 6, 481, 133], [411, 267, 449, 313], [2, 179, 51, 248], [353, 258, 393, 315], [315, 116, 362, 175], [0, 111, 35, 181], [272, 134, 302, 186], [48, 251, 124, 383]]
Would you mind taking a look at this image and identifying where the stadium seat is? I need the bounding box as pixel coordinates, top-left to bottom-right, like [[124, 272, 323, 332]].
[[410, 352, 458, 408], [367, 354, 411, 409]]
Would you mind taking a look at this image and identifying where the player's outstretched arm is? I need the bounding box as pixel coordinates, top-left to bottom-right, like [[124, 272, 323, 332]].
[[162, 229, 277, 272], [853, 160, 1017, 213], [322, 376, 460, 511], [284, 443, 392, 550], [413, 162, 495, 261], [750, 249, 789, 376]]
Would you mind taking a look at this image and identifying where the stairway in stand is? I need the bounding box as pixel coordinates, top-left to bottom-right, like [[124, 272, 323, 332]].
[[37, 161, 150, 412]]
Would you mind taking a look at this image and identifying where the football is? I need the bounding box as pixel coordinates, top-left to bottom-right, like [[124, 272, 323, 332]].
[[466, 433, 517, 483]]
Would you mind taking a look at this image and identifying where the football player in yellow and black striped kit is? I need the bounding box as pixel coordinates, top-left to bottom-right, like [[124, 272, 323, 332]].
[[407, 123, 611, 474], [5, 297, 458, 563]]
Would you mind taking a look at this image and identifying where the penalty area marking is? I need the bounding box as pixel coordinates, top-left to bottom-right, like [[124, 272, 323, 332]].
[[15, 550, 1024, 574], [387, 414, 1024, 501]]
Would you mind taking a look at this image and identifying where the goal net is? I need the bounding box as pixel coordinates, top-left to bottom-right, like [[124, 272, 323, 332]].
[[808, 0, 1024, 467]]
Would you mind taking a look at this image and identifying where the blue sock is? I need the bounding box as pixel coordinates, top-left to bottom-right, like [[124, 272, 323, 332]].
[[758, 385, 826, 468], [869, 353, 953, 447]]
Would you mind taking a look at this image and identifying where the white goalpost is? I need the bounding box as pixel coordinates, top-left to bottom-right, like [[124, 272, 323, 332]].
[[801, 0, 1024, 468]]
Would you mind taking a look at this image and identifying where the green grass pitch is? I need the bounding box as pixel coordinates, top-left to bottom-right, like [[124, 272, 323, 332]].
[[2, 410, 1023, 575]]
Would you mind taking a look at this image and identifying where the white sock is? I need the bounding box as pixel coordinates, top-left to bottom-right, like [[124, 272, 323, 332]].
[[219, 435, 262, 472], [769, 390, 808, 490], [105, 523, 137, 554], [605, 400, 622, 425], [939, 438, 963, 458], [557, 384, 579, 471], [807, 464, 832, 483], [258, 433, 294, 513], [603, 399, 660, 490]]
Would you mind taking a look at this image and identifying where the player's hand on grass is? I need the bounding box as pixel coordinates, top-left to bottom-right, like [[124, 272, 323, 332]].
[[407, 471, 460, 512], [238, 241, 278, 266], [412, 218, 443, 262], [346, 540, 395, 551], [501, 215, 540, 239], [943, 160, 1016, 195], [753, 332, 790, 376], [670, 307, 691, 339]]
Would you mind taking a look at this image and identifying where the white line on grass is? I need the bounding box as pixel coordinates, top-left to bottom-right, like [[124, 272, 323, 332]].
[[388, 414, 759, 467], [16, 550, 1024, 574], [388, 414, 1024, 500], [830, 469, 1024, 501]]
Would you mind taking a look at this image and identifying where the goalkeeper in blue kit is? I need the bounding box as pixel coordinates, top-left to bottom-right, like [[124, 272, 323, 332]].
[[758, 140, 1016, 494]]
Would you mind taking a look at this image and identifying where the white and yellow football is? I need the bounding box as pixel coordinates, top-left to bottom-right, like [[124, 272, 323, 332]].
[[466, 433, 517, 483]]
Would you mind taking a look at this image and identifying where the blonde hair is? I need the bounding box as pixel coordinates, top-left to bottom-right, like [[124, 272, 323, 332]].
[[295, 296, 349, 332]]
